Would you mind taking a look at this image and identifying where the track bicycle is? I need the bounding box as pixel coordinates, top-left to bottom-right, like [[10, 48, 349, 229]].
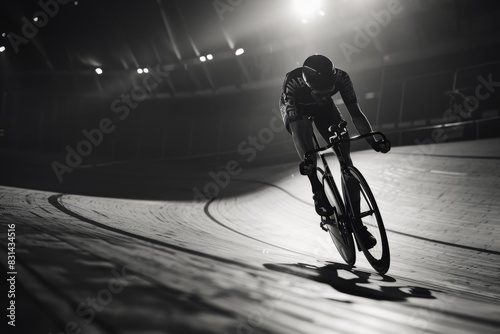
[[304, 118, 390, 274]]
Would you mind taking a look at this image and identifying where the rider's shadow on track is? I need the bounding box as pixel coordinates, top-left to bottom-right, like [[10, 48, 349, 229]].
[[263, 262, 436, 302]]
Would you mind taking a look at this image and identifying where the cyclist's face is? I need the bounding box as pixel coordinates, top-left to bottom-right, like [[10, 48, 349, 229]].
[[311, 86, 334, 104]]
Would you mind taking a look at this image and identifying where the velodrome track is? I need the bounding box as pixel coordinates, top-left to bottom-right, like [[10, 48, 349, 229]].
[[1, 138, 499, 334]]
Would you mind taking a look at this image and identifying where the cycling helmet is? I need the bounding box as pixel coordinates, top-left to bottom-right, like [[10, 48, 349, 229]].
[[302, 54, 336, 90]]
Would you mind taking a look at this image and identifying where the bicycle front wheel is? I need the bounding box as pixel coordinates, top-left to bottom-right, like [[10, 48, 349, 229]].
[[346, 166, 390, 274]]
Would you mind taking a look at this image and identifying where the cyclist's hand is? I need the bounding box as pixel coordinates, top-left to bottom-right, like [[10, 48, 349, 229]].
[[371, 139, 391, 153]]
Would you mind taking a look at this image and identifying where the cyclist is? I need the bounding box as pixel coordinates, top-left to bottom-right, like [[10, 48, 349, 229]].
[[279, 54, 391, 248]]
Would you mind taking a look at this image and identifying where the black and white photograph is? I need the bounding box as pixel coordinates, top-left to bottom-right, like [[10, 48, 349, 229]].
[[1, 0, 499, 333]]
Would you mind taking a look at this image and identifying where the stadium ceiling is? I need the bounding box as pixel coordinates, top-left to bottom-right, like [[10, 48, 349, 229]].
[[1, 0, 500, 97]]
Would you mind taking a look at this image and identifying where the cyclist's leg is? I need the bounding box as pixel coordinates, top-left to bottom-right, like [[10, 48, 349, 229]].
[[289, 119, 323, 194], [291, 120, 334, 216], [280, 92, 336, 215], [279, 98, 323, 194]]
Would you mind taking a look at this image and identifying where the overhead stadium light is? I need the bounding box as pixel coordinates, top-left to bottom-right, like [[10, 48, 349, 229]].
[[0, 46, 5, 53], [294, 0, 323, 22], [95, 68, 103, 75], [137, 68, 143, 74], [201, 54, 213, 62], [235, 48, 244, 56], [143, 68, 149, 73], [294, 0, 322, 15]]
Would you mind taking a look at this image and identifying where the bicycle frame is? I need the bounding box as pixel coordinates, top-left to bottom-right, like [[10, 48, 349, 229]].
[[310, 128, 347, 218], [306, 121, 387, 235], [306, 122, 387, 175]]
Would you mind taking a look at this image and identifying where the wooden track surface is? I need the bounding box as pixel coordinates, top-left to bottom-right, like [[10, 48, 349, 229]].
[[1, 138, 499, 334]]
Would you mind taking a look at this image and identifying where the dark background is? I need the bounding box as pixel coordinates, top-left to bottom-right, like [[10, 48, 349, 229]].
[[1, 0, 499, 167]]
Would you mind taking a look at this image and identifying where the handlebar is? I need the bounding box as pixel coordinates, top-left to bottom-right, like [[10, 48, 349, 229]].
[[348, 131, 387, 142], [304, 131, 387, 158]]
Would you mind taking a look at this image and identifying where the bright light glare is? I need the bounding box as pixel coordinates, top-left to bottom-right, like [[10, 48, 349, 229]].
[[200, 56, 206, 62], [95, 68, 103, 75], [207, 54, 213, 60], [137, 68, 143, 74], [0, 46, 5, 52], [235, 48, 244, 56], [294, 0, 322, 16], [143, 68, 149, 73], [319, 10, 325, 16]]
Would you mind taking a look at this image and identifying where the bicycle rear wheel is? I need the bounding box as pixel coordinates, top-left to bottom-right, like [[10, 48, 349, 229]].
[[346, 166, 390, 274], [318, 167, 356, 266]]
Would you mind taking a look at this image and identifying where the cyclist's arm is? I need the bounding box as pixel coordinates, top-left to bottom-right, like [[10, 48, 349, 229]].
[[338, 70, 376, 142], [280, 71, 299, 120], [338, 70, 390, 152], [346, 103, 374, 138], [347, 102, 390, 152]]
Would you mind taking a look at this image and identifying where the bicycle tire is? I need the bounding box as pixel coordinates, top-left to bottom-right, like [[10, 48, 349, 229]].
[[317, 167, 356, 266], [346, 166, 390, 274]]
